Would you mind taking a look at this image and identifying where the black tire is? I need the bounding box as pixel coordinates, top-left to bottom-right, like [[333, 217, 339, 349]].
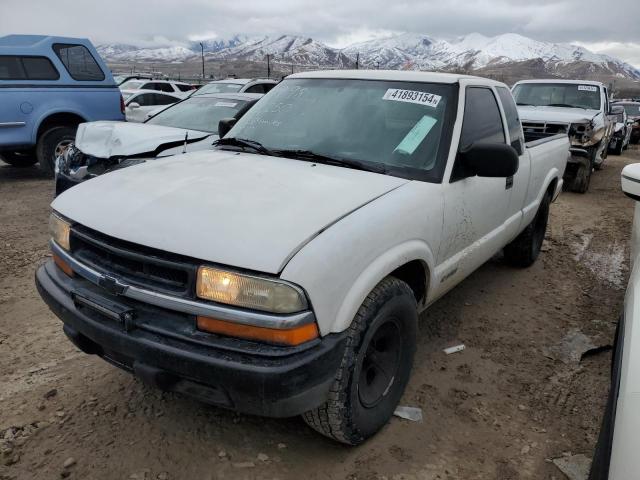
[[593, 144, 605, 170], [1, 150, 37, 168], [303, 277, 417, 445], [609, 139, 624, 156], [567, 163, 592, 193], [36, 126, 76, 177], [504, 191, 551, 268]]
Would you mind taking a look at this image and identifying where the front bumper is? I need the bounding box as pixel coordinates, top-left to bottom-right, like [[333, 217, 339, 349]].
[[36, 261, 346, 417]]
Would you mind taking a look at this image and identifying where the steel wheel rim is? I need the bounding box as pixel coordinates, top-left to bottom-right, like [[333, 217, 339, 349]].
[[358, 319, 402, 408], [54, 140, 72, 159]]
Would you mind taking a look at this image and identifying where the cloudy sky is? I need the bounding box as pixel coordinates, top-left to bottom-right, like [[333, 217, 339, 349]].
[[1, 0, 639, 66]]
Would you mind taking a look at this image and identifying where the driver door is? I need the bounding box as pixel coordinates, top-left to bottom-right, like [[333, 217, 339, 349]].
[[437, 86, 513, 289]]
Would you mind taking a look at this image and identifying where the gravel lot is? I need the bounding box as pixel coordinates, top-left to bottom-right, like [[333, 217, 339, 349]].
[[0, 147, 638, 480]]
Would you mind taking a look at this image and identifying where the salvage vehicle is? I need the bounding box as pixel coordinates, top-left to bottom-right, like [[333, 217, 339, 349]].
[[588, 163, 640, 479], [0, 35, 124, 175], [37, 70, 569, 445], [607, 106, 632, 155], [119, 79, 195, 94], [121, 89, 182, 122], [55, 92, 262, 195], [513, 79, 613, 193], [613, 101, 640, 144], [193, 78, 278, 95]]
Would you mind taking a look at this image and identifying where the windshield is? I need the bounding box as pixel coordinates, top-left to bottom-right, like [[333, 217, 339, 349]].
[[120, 80, 145, 90], [225, 78, 457, 182], [145, 96, 248, 133], [619, 104, 640, 116], [513, 83, 601, 110], [195, 82, 243, 95]]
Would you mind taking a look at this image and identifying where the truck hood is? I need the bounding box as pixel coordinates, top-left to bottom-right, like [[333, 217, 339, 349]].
[[74, 121, 214, 159], [52, 151, 408, 274], [517, 105, 600, 124]]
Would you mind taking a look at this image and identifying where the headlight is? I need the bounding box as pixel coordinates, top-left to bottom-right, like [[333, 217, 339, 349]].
[[49, 212, 71, 251], [196, 266, 308, 314]]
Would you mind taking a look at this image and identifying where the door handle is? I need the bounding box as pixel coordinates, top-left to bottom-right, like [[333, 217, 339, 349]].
[[506, 176, 513, 189]]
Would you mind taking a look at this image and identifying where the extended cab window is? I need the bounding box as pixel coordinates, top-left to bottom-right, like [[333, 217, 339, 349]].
[[0, 55, 59, 80], [496, 87, 524, 153], [53, 44, 104, 81], [226, 78, 457, 183]]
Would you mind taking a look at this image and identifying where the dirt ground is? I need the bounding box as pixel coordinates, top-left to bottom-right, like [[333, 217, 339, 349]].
[[0, 147, 638, 480]]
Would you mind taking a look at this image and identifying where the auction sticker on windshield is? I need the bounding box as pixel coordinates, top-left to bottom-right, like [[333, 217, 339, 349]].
[[383, 89, 441, 108], [577, 85, 598, 92]]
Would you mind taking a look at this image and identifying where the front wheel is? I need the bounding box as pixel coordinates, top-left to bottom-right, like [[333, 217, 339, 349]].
[[36, 126, 76, 177], [303, 277, 417, 445], [504, 191, 551, 268]]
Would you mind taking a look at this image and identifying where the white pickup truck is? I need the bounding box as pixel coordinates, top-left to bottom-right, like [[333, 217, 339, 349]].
[[36, 71, 569, 445], [513, 79, 614, 193]]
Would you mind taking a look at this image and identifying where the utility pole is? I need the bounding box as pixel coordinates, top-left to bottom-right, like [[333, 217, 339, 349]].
[[266, 54, 271, 78], [356, 52, 359, 70], [376, 61, 380, 70], [199, 42, 205, 80]]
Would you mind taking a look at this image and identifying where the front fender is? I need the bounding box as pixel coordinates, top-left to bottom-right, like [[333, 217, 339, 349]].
[[281, 182, 443, 335]]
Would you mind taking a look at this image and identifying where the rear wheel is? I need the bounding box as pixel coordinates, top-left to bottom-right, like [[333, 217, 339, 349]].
[[504, 191, 551, 268], [36, 126, 76, 177], [566, 163, 592, 194], [1, 150, 37, 168], [303, 277, 417, 445], [612, 139, 624, 155]]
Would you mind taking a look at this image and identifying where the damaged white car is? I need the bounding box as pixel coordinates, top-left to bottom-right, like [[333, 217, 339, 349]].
[[55, 92, 262, 196], [513, 79, 614, 193]]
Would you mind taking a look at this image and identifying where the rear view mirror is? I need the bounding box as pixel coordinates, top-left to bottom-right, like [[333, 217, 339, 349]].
[[218, 118, 237, 138], [128, 102, 140, 109], [621, 163, 640, 201], [458, 143, 519, 178]]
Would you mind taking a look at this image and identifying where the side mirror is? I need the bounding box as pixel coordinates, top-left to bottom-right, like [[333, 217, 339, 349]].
[[458, 143, 519, 178], [621, 163, 640, 201], [128, 102, 140, 109], [218, 118, 237, 138]]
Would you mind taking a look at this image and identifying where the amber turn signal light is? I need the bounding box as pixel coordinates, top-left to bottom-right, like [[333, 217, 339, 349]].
[[53, 253, 74, 277], [196, 316, 319, 346]]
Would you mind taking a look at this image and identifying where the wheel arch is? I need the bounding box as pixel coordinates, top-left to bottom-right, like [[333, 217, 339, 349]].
[[328, 240, 435, 334], [34, 111, 87, 144]]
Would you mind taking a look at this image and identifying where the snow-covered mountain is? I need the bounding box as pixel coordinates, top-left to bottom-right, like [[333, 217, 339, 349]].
[[208, 35, 353, 67], [97, 32, 640, 79]]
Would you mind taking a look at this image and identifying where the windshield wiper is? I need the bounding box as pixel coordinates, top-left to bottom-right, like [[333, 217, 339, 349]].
[[547, 103, 587, 109], [273, 149, 387, 174], [214, 137, 276, 156]]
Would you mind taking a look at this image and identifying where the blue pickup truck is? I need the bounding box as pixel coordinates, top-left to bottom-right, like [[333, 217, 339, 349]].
[[0, 35, 124, 175]]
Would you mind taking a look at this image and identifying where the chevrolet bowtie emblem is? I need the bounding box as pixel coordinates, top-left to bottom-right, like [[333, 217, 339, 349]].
[[97, 275, 127, 296]]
